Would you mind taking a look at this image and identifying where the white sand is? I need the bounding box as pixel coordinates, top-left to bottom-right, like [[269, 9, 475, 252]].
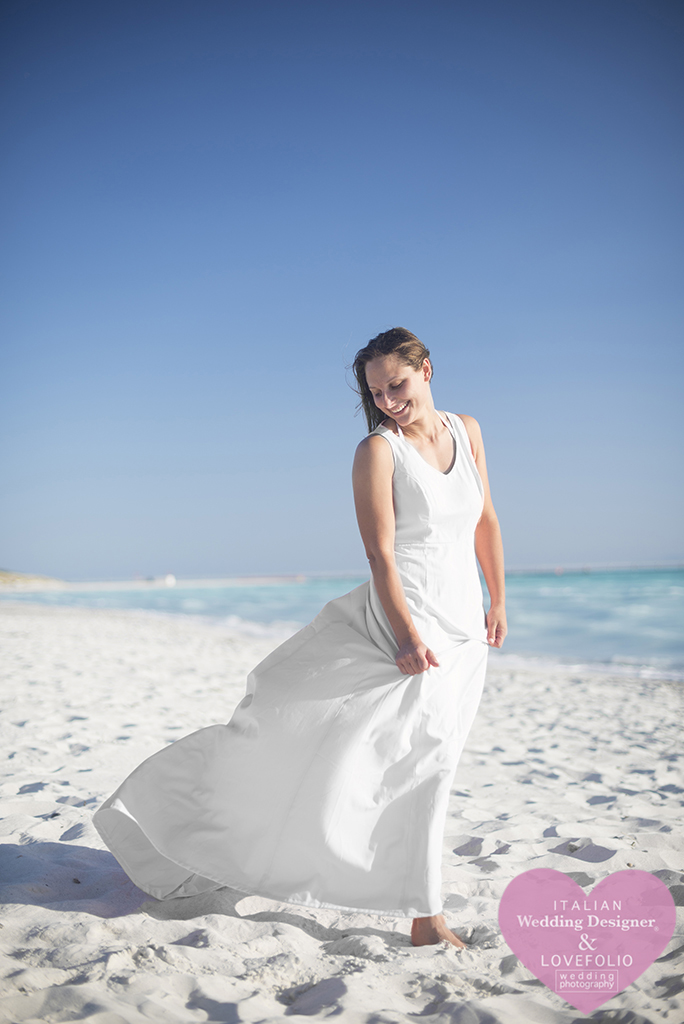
[[0, 602, 682, 1024]]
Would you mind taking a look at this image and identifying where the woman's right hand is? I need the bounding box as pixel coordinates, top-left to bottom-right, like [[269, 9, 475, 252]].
[[395, 638, 440, 676]]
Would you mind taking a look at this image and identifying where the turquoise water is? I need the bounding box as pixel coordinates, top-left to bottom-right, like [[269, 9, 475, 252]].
[[0, 576, 367, 631], [2, 569, 682, 675], [486, 569, 683, 673]]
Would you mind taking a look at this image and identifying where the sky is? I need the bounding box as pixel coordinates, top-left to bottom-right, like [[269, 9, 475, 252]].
[[1, 0, 682, 580]]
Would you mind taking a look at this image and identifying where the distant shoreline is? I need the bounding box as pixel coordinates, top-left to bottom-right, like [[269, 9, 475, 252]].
[[1, 562, 682, 592]]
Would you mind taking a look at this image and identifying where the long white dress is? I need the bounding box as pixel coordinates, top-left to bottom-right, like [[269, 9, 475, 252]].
[[93, 412, 489, 918]]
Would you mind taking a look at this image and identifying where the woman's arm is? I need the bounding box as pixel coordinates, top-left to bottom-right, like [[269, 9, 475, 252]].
[[352, 434, 439, 675], [458, 415, 507, 648]]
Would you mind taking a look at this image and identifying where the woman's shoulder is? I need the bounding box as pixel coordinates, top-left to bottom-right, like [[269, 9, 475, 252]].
[[353, 429, 396, 471], [355, 429, 395, 454]]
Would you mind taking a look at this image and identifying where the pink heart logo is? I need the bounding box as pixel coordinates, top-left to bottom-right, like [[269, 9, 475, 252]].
[[498, 869, 676, 1013]]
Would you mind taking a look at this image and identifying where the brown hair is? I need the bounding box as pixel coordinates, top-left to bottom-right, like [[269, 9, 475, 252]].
[[351, 327, 432, 432]]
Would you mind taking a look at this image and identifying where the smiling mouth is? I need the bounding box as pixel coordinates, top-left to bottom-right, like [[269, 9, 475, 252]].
[[391, 401, 409, 415]]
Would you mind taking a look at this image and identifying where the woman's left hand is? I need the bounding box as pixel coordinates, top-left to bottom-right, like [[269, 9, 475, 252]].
[[486, 604, 507, 648]]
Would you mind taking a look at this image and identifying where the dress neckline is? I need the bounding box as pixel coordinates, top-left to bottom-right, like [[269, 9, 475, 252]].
[[391, 411, 457, 476]]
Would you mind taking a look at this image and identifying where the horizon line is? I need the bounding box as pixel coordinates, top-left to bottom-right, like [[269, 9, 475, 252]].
[[1, 560, 683, 591]]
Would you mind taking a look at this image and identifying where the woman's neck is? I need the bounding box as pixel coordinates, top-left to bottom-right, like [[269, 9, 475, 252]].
[[398, 405, 445, 444]]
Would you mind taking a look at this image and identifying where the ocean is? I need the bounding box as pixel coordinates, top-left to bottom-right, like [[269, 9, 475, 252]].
[[2, 567, 682, 679]]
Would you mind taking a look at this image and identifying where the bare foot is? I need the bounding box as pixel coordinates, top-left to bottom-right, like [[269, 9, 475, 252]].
[[411, 914, 468, 948]]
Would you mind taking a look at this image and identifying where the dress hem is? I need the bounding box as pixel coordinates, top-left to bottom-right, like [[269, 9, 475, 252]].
[[93, 810, 441, 921]]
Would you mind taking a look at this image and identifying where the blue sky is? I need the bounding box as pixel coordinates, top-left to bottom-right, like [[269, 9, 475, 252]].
[[1, 0, 682, 579]]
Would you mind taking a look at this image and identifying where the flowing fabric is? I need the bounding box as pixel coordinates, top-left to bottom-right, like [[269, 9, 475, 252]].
[[93, 412, 488, 918]]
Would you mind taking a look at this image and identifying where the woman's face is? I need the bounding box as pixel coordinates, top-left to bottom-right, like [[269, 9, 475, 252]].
[[365, 355, 431, 425]]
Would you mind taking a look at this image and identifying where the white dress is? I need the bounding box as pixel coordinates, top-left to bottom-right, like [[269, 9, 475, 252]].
[[93, 412, 489, 918]]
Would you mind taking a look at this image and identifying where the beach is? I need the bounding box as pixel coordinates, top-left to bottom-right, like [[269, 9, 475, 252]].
[[1, 601, 682, 1023]]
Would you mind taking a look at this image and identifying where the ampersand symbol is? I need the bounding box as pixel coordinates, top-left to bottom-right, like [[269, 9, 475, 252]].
[[578, 932, 597, 951]]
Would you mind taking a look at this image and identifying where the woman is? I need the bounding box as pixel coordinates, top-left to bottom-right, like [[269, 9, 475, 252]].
[[351, 328, 506, 945], [93, 327, 506, 948]]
